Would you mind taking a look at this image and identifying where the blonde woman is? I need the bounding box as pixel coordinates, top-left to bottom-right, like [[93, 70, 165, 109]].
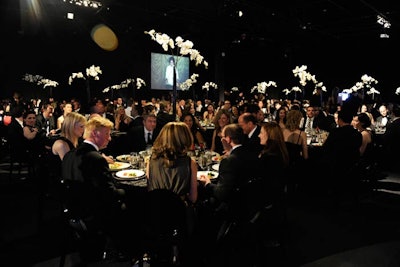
[[48, 112, 86, 182], [114, 105, 132, 132], [210, 109, 232, 155], [52, 112, 86, 161]]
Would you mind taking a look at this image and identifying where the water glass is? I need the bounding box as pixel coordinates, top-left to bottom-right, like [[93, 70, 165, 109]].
[[198, 155, 207, 170], [130, 152, 139, 168], [138, 157, 146, 171], [205, 151, 213, 166]]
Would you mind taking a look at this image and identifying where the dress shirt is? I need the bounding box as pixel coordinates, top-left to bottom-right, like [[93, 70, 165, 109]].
[[145, 130, 153, 144], [248, 126, 257, 138], [306, 117, 313, 129], [83, 140, 99, 151], [16, 118, 24, 128]]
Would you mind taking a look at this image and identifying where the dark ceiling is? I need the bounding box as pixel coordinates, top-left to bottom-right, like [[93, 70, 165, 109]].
[[0, 0, 399, 100], [2, 0, 398, 46]]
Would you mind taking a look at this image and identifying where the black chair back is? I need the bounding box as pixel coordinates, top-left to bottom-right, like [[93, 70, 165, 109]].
[[142, 189, 187, 266]]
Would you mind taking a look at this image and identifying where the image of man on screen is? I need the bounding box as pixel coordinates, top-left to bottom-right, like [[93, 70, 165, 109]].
[[165, 56, 179, 89]]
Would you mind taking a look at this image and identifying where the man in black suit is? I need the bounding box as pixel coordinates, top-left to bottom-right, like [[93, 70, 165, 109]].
[[7, 105, 28, 165], [129, 103, 144, 128], [320, 108, 362, 198], [199, 123, 256, 205], [238, 112, 263, 155], [35, 103, 57, 137], [61, 116, 132, 259], [382, 104, 400, 173], [127, 113, 159, 152], [302, 105, 321, 133], [198, 123, 258, 266], [374, 104, 394, 133], [156, 100, 176, 131]]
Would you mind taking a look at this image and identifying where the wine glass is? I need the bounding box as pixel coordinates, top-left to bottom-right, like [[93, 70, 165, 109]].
[[198, 155, 207, 170], [130, 152, 139, 168]]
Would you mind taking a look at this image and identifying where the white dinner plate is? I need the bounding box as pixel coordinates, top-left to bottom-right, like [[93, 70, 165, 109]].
[[212, 164, 220, 171], [212, 155, 222, 162], [197, 171, 219, 180], [115, 169, 145, 180], [116, 154, 131, 162], [108, 162, 131, 171]]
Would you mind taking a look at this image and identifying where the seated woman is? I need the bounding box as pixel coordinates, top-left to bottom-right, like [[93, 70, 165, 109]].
[[352, 112, 374, 171], [203, 104, 216, 124], [282, 110, 309, 193], [146, 121, 198, 204], [50, 112, 87, 179], [23, 110, 46, 158], [255, 122, 290, 243], [114, 105, 132, 132], [282, 109, 309, 163], [210, 109, 232, 155], [181, 113, 206, 148], [57, 102, 73, 131]]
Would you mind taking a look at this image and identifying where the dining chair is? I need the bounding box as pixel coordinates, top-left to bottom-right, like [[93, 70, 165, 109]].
[[214, 176, 288, 266], [141, 189, 188, 266], [58, 179, 110, 267], [6, 140, 35, 181]]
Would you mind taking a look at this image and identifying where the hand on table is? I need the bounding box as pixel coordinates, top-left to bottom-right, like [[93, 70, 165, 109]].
[[198, 174, 211, 187], [102, 153, 114, 164]]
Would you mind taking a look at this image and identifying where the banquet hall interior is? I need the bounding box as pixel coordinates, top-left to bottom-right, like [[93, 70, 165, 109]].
[[1, 0, 400, 266]]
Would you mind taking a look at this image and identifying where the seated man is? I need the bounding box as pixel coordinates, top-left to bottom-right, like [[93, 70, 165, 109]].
[[127, 113, 159, 152], [198, 123, 258, 266], [61, 116, 130, 261]]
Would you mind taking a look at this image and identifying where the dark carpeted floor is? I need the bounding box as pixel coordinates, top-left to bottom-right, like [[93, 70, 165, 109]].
[[1, 152, 400, 267]]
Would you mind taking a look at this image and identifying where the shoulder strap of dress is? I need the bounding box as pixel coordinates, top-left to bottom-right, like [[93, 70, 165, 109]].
[[58, 136, 75, 150], [297, 130, 302, 143]]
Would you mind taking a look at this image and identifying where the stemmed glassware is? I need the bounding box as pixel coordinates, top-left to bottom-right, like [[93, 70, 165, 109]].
[[130, 152, 140, 169]]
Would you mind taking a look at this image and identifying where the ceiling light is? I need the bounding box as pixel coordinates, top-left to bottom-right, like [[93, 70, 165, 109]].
[[380, 33, 389, 39], [67, 12, 74, 20], [63, 0, 102, 9], [377, 15, 391, 29]]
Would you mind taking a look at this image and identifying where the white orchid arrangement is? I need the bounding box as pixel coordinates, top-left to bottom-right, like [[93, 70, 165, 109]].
[[144, 29, 208, 69], [292, 65, 316, 86], [202, 82, 218, 91], [290, 65, 326, 96], [312, 82, 327, 95], [179, 73, 199, 91], [68, 65, 102, 85], [22, 73, 59, 88], [250, 81, 277, 95], [102, 78, 146, 93], [283, 86, 302, 95], [346, 74, 380, 98]]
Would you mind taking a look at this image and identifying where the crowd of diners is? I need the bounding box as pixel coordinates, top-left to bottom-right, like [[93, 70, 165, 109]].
[[0, 89, 399, 266]]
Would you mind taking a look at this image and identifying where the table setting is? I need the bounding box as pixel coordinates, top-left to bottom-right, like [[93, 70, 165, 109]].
[[110, 151, 149, 187]]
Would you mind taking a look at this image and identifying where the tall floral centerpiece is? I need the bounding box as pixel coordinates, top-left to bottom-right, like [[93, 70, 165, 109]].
[[251, 81, 277, 101], [342, 74, 379, 102], [22, 73, 59, 98], [202, 81, 218, 99], [287, 65, 326, 102], [68, 65, 102, 104], [145, 29, 208, 116], [102, 77, 146, 100]]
